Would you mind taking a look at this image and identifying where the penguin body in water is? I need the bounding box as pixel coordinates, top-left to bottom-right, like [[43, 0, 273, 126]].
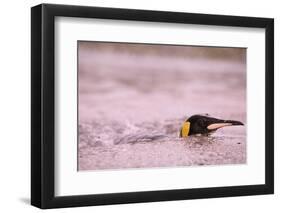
[[180, 114, 244, 137]]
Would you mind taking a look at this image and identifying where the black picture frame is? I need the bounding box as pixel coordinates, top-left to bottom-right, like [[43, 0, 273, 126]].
[[31, 3, 274, 209]]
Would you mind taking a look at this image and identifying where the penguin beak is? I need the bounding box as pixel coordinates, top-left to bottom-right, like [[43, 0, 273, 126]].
[[207, 120, 244, 130]]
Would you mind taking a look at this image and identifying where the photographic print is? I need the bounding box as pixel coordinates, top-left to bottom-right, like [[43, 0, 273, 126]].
[[78, 41, 246, 171], [31, 4, 273, 208]]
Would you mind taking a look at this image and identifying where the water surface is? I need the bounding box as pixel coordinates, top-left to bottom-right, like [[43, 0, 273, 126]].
[[78, 42, 246, 171]]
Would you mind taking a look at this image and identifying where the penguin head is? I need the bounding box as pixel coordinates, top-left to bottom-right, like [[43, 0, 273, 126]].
[[179, 114, 244, 138]]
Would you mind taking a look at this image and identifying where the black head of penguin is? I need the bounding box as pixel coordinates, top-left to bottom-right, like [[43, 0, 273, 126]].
[[180, 114, 244, 137]]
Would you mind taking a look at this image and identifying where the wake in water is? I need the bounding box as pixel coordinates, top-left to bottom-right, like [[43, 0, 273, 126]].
[[79, 118, 183, 148], [78, 117, 246, 171]]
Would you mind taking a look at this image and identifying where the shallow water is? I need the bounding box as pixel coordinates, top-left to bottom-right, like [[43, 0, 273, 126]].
[[78, 43, 246, 171], [79, 120, 246, 170]]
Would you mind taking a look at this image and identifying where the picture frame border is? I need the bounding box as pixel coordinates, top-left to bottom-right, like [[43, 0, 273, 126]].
[[31, 3, 274, 209]]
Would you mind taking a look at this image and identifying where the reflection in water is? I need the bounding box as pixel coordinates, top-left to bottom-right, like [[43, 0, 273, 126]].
[[78, 42, 246, 171]]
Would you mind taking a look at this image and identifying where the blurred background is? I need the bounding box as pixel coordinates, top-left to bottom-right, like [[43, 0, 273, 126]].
[[78, 41, 246, 170]]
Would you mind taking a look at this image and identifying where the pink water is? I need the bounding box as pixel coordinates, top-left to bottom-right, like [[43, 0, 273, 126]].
[[78, 42, 246, 171]]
